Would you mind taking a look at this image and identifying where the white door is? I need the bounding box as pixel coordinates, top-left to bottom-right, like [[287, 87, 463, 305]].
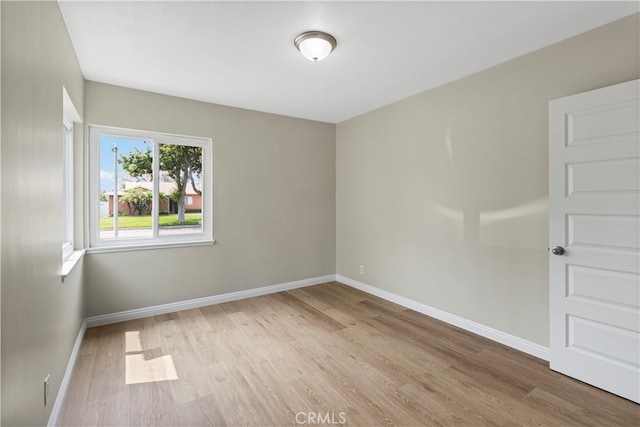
[[549, 79, 640, 403]]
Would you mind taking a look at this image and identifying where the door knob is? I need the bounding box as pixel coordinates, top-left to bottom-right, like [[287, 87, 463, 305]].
[[551, 246, 565, 256]]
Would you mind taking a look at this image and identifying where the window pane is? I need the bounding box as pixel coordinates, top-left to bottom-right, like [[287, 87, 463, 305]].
[[99, 136, 154, 239], [158, 143, 203, 236]]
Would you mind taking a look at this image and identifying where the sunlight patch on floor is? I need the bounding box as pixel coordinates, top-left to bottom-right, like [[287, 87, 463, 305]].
[[125, 330, 179, 385]]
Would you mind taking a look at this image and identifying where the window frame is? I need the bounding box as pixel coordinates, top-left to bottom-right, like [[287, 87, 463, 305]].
[[88, 125, 213, 253], [62, 119, 74, 261], [62, 87, 82, 265]]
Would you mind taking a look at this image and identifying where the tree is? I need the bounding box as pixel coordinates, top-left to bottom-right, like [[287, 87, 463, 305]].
[[119, 187, 168, 216], [119, 144, 202, 223], [119, 147, 153, 182], [119, 188, 151, 215]]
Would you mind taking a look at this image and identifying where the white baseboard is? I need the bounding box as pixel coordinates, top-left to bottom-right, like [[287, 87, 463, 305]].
[[336, 275, 549, 361], [86, 274, 337, 327], [48, 320, 87, 427]]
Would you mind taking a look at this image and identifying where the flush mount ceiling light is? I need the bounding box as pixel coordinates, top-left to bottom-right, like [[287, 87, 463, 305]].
[[294, 31, 337, 62]]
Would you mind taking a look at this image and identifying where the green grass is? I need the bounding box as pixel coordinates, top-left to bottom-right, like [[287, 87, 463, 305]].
[[100, 213, 201, 229]]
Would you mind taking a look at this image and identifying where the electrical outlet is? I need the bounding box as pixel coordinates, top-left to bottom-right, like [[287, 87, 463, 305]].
[[44, 375, 50, 406], [359, 265, 364, 275]]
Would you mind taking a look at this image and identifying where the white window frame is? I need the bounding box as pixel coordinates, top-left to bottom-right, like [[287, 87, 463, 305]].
[[62, 119, 74, 261], [88, 125, 213, 253], [62, 87, 81, 264]]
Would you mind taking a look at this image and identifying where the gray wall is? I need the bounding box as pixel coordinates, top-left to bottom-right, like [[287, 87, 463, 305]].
[[84, 82, 336, 316], [336, 14, 640, 347], [1, 2, 85, 426]]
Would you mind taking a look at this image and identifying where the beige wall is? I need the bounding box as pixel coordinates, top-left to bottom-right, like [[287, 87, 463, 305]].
[[336, 14, 640, 347], [1, 2, 85, 426], [84, 82, 336, 316]]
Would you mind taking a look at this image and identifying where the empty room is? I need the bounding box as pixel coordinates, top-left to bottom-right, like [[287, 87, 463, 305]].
[[1, 1, 639, 426]]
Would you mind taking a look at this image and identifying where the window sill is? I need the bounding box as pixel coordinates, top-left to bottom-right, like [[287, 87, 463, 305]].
[[86, 239, 215, 255], [61, 249, 86, 282]]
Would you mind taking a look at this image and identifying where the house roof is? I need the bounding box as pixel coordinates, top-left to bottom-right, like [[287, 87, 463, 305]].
[[108, 181, 201, 196]]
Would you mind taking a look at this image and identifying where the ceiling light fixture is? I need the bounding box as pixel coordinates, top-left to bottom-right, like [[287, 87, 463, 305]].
[[294, 31, 337, 62]]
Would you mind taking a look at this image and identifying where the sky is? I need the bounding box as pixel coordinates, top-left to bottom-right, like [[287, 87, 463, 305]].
[[99, 136, 151, 192], [100, 136, 202, 194]]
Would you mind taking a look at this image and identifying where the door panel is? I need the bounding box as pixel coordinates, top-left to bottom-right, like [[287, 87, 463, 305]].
[[549, 79, 640, 403], [568, 214, 639, 249], [568, 158, 640, 194], [568, 265, 639, 308], [567, 100, 639, 146], [568, 315, 639, 365]]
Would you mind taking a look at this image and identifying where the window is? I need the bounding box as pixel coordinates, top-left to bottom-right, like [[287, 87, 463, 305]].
[[89, 125, 213, 252], [62, 87, 81, 263], [62, 120, 74, 260]]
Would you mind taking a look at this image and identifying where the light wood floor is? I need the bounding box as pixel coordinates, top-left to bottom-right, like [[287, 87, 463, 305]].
[[59, 282, 639, 426]]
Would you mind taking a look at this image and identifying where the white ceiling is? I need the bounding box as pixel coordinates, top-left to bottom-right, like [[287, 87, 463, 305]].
[[59, 1, 638, 124]]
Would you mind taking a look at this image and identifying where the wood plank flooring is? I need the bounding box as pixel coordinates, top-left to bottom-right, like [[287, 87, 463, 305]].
[[58, 282, 639, 426]]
